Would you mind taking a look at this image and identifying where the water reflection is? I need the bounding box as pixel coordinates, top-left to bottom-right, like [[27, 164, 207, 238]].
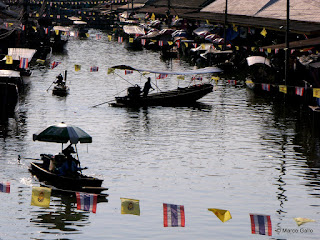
[[30, 193, 108, 233]]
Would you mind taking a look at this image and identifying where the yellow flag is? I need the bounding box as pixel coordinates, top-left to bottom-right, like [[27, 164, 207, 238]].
[[177, 75, 185, 80], [184, 42, 188, 48], [5, 55, 13, 64], [212, 76, 220, 81], [168, 41, 173, 45], [294, 217, 315, 226], [75, 64, 81, 71], [313, 88, 320, 98], [260, 28, 267, 37], [32, 26, 37, 31], [55, 29, 59, 35], [31, 187, 51, 208], [201, 44, 205, 50], [108, 35, 112, 41], [107, 68, 115, 74], [233, 24, 238, 32], [208, 208, 232, 222], [206, 19, 210, 25], [251, 47, 256, 52], [36, 59, 45, 64], [121, 198, 140, 216], [151, 13, 155, 21], [279, 85, 287, 94], [267, 48, 272, 53], [235, 46, 240, 51], [85, 33, 90, 38], [129, 38, 134, 43]]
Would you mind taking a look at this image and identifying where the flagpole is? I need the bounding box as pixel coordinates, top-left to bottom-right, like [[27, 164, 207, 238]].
[[285, 0, 290, 85]]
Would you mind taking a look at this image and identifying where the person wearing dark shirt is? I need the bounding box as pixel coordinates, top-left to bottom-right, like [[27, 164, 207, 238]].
[[142, 77, 154, 97]]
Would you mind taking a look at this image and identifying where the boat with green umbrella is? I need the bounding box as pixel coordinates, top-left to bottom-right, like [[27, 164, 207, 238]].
[[30, 122, 108, 196]]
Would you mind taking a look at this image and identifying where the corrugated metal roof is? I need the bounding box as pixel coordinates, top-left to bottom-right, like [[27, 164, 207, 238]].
[[201, 0, 320, 23]]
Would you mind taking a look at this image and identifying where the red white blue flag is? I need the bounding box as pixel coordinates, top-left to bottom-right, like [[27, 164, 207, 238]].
[[157, 74, 168, 79], [96, 34, 101, 40], [261, 83, 270, 91], [76, 192, 98, 213], [118, 36, 123, 43], [19, 58, 28, 69], [45, 28, 49, 34], [250, 214, 272, 236], [90, 66, 99, 72], [158, 40, 164, 47], [125, 70, 133, 75], [163, 203, 185, 227], [51, 61, 61, 69], [0, 182, 10, 193], [295, 87, 304, 96], [228, 79, 236, 85], [141, 39, 146, 46]]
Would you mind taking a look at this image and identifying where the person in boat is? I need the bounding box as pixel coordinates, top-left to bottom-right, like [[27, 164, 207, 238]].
[[57, 144, 82, 177], [55, 73, 65, 86], [142, 77, 154, 97]]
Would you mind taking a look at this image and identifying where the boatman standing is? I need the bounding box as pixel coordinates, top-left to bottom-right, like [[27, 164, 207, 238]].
[[142, 77, 154, 97]]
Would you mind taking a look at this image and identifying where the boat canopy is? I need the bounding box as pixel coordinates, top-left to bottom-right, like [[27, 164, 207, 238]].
[[110, 65, 223, 75], [123, 25, 145, 35], [0, 70, 21, 78], [246, 56, 271, 67], [5, 48, 37, 61]]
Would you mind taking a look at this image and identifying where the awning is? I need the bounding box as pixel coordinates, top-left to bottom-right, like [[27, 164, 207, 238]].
[[123, 25, 145, 35], [6, 48, 37, 61], [247, 56, 271, 67], [262, 37, 320, 49], [0, 70, 21, 78]]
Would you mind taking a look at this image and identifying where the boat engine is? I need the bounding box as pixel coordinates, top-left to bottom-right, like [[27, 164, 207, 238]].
[[127, 85, 141, 98]]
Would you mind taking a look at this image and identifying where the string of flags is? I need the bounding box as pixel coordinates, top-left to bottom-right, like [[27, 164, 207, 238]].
[[1, 182, 317, 234]]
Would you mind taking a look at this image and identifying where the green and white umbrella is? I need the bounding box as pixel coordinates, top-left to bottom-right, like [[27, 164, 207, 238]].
[[33, 122, 92, 144]]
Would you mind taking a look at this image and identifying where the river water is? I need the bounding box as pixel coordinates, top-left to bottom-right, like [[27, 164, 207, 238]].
[[0, 29, 319, 240]]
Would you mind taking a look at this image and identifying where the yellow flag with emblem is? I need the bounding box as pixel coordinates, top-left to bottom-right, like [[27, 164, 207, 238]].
[[108, 35, 112, 41], [5, 55, 13, 64], [279, 85, 287, 94], [208, 208, 232, 222], [121, 198, 140, 215], [177, 75, 185, 80], [313, 88, 320, 98], [31, 187, 51, 208], [151, 13, 155, 21], [75, 64, 81, 71], [129, 38, 134, 43]]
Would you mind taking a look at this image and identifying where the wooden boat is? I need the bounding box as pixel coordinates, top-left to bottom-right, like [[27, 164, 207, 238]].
[[111, 84, 214, 107], [52, 84, 70, 96], [52, 70, 69, 96], [108, 65, 222, 107], [29, 155, 107, 195]]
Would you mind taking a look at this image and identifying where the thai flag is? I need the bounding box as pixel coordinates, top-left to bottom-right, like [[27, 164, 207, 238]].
[[193, 43, 197, 48], [163, 203, 185, 227], [250, 214, 272, 236], [261, 83, 270, 91], [176, 40, 180, 48], [96, 34, 101, 40], [228, 79, 237, 85], [295, 87, 304, 96], [118, 36, 123, 43], [76, 192, 97, 213], [158, 40, 163, 46], [21, 25, 26, 31], [275, 48, 279, 54], [141, 39, 146, 45], [125, 70, 133, 75], [259, 48, 264, 52], [51, 61, 61, 69], [57, 15, 60, 19], [45, 28, 49, 34], [157, 74, 168, 79], [19, 58, 28, 69], [90, 66, 99, 72], [0, 182, 10, 193]]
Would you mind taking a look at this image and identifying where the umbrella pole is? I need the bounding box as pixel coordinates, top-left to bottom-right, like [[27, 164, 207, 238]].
[[74, 144, 82, 173]]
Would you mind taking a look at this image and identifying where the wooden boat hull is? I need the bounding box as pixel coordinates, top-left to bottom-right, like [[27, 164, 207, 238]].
[[52, 85, 69, 96], [111, 83, 213, 107], [29, 162, 105, 194]]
